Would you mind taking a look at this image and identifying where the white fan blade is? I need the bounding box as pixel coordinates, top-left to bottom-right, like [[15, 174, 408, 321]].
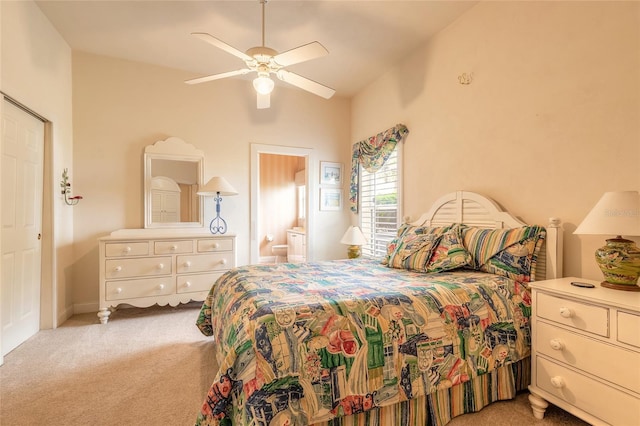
[[277, 70, 335, 99], [191, 32, 253, 62], [185, 69, 251, 85], [257, 92, 270, 109], [273, 41, 329, 67]]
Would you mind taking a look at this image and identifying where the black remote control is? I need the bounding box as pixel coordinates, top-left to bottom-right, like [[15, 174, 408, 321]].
[[571, 281, 595, 288]]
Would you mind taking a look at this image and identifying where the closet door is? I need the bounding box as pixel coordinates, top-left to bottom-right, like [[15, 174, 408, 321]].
[[1, 100, 45, 356]]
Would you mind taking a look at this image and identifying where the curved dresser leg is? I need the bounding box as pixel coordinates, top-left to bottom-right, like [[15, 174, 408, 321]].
[[528, 388, 549, 420], [97, 308, 111, 324]]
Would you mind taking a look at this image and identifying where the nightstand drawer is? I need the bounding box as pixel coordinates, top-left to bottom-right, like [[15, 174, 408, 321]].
[[536, 292, 609, 337], [535, 356, 640, 426], [618, 311, 640, 348], [537, 321, 640, 393]]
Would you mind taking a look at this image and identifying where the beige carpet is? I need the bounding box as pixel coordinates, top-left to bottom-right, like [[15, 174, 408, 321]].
[[0, 303, 588, 426]]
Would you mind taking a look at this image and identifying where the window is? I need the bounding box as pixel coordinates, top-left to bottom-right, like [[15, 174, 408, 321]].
[[359, 145, 402, 258]]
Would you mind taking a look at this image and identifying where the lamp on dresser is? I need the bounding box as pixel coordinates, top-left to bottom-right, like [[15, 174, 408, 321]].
[[574, 190, 640, 291], [340, 226, 368, 259], [197, 176, 238, 234]]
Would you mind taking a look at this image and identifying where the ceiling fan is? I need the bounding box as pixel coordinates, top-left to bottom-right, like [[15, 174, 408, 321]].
[[185, 0, 335, 109]]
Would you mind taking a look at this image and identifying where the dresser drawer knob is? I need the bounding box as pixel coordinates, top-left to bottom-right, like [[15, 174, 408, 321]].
[[115, 287, 122, 294], [559, 307, 574, 318], [124, 246, 132, 253], [220, 258, 227, 265], [550, 376, 566, 389], [157, 263, 165, 270], [113, 266, 122, 272], [170, 245, 178, 251], [183, 261, 191, 268], [213, 243, 220, 249], [549, 339, 565, 351], [158, 284, 165, 290], [184, 281, 191, 288]]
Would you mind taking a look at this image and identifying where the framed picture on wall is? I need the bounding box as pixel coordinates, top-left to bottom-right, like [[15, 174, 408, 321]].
[[320, 161, 343, 185], [320, 188, 342, 211]]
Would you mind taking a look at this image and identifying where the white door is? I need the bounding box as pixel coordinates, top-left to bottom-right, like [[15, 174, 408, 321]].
[[1, 100, 45, 356]]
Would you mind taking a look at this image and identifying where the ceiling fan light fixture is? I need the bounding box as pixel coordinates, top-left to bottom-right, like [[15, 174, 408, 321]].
[[253, 75, 274, 95]]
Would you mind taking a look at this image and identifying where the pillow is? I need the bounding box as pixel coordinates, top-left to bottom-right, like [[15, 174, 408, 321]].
[[462, 225, 546, 282], [387, 233, 441, 272], [382, 224, 451, 266], [425, 225, 472, 272]]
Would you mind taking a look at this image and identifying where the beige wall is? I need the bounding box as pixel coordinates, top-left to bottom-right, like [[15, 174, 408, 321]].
[[1, 1, 74, 328], [351, 1, 640, 282], [71, 52, 351, 309]]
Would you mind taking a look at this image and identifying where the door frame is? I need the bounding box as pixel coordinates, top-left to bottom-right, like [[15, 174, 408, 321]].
[[250, 144, 315, 265]]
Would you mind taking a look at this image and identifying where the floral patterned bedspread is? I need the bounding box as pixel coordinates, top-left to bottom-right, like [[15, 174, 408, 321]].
[[195, 258, 532, 426]]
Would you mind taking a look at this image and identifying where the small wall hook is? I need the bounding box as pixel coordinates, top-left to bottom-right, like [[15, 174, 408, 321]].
[[60, 168, 83, 206]]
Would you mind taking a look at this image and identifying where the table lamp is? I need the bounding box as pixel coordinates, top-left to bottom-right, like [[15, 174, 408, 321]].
[[574, 191, 640, 291], [197, 176, 238, 234], [340, 226, 368, 259]]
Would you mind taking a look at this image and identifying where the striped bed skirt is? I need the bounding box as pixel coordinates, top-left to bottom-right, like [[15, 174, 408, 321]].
[[316, 357, 530, 426]]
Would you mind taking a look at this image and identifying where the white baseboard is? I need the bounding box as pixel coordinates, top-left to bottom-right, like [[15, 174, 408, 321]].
[[57, 304, 75, 326], [73, 302, 99, 315]]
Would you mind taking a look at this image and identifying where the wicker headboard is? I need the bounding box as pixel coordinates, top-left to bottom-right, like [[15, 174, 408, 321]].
[[409, 191, 563, 280]]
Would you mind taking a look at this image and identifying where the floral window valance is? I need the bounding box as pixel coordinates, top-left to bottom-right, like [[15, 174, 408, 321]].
[[349, 123, 409, 212]]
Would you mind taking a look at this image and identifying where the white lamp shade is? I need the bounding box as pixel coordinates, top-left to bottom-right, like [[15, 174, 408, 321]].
[[197, 176, 238, 196], [253, 75, 274, 95], [574, 191, 640, 237], [340, 226, 368, 245]]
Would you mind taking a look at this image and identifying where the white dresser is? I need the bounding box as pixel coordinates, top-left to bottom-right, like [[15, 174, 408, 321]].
[[528, 277, 640, 425], [98, 230, 236, 324]]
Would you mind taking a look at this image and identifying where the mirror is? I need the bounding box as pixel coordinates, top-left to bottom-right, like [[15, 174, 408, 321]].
[[144, 137, 204, 228]]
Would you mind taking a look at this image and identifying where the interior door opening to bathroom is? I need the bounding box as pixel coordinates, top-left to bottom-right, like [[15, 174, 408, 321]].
[[250, 144, 314, 265]]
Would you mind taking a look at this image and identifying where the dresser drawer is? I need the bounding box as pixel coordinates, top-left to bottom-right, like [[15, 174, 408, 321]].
[[197, 238, 233, 253], [105, 242, 148, 257], [618, 311, 640, 348], [536, 321, 640, 394], [154, 240, 193, 255], [176, 273, 223, 294], [105, 256, 172, 279], [177, 254, 234, 274], [105, 277, 174, 301], [535, 356, 640, 426], [536, 292, 609, 337]]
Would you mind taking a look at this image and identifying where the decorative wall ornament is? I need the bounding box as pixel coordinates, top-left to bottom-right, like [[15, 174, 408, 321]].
[[458, 73, 473, 85], [60, 168, 83, 205]]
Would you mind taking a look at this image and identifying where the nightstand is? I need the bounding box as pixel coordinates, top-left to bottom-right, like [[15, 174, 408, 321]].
[[528, 277, 640, 425]]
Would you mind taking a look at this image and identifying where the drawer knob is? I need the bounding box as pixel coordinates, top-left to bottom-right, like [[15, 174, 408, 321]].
[[113, 266, 122, 272], [550, 376, 565, 389], [171, 245, 178, 251], [559, 307, 574, 318], [124, 246, 132, 253], [115, 287, 122, 294], [549, 339, 565, 351], [220, 258, 227, 265], [184, 281, 191, 288], [157, 263, 165, 270], [158, 284, 165, 290], [213, 243, 220, 249], [183, 261, 191, 268]]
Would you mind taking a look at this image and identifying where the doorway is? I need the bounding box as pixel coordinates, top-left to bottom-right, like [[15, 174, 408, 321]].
[[250, 144, 315, 265], [1, 98, 45, 357]]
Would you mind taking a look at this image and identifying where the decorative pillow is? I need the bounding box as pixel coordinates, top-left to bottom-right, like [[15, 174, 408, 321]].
[[382, 224, 451, 266], [462, 225, 546, 282], [387, 233, 441, 272], [425, 225, 472, 272]]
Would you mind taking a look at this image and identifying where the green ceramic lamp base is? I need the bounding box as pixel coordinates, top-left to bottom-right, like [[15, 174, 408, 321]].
[[595, 237, 640, 292], [347, 245, 361, 259]]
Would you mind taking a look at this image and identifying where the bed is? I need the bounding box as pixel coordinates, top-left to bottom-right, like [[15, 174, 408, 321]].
[[195, 191, 563, 426]]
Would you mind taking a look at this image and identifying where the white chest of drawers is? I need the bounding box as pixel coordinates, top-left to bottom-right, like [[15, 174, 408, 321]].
[[98, 230, 236, 324], [528, 277, 640, 425]]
